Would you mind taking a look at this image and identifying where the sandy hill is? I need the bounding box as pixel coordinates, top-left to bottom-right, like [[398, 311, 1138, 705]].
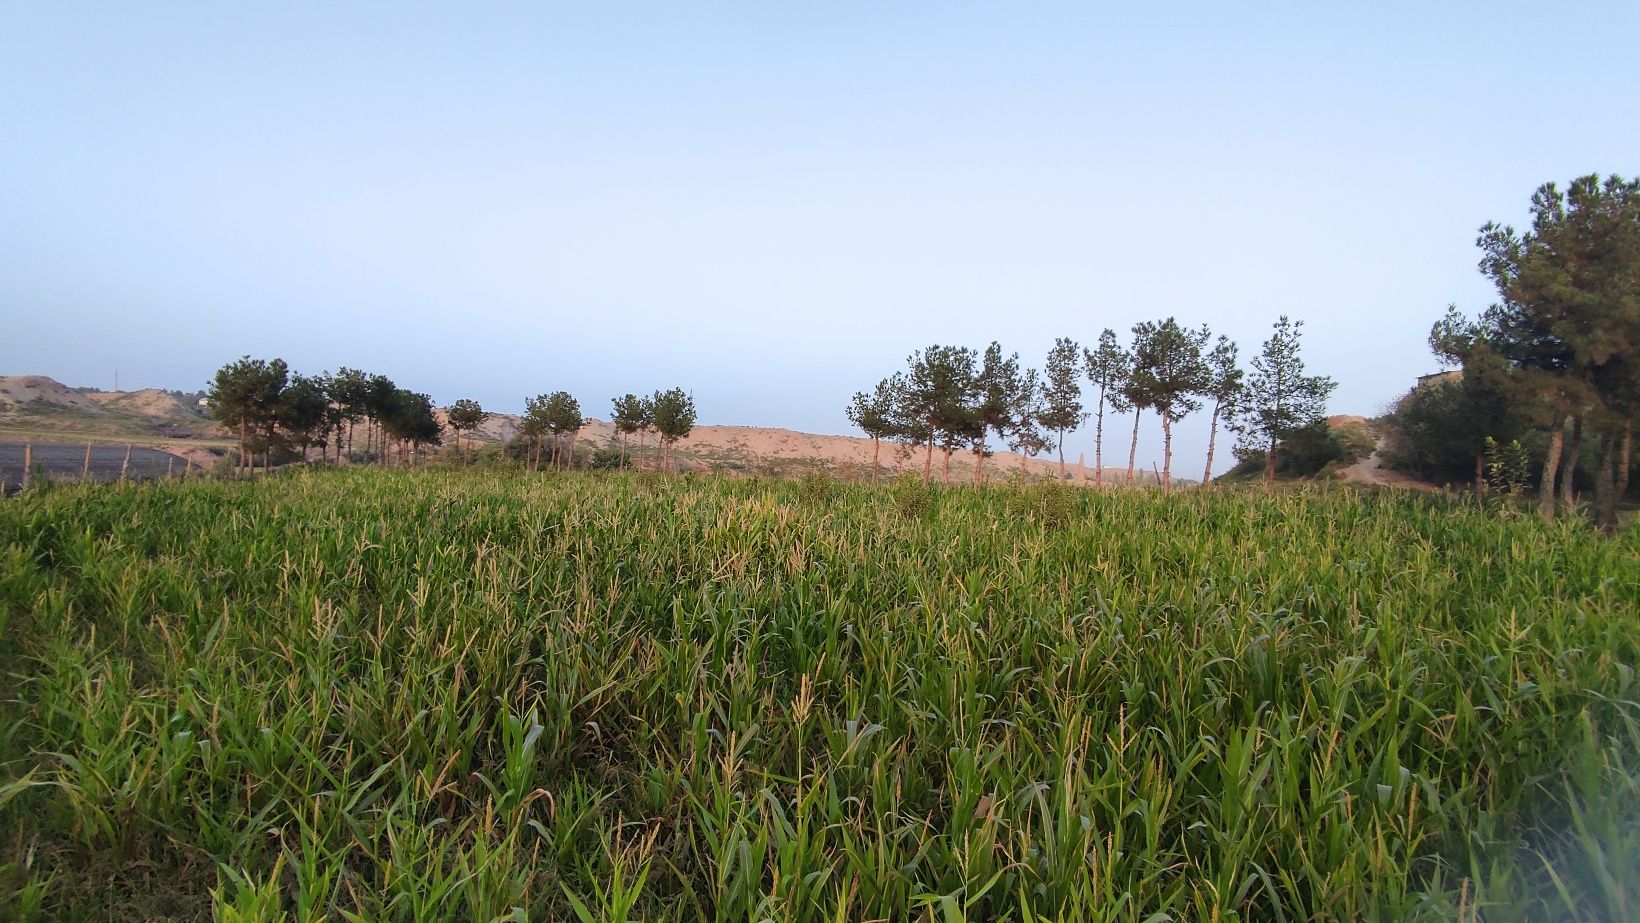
[[0, 375, 105, 411], [0, 375, 218, 445], [92, 388, 200, 419]]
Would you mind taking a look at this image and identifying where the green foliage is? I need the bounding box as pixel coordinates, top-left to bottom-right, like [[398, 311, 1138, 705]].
[[797, 469, 836, 505], [1038, 338, 1085, 467], [446, 398, 489, 436], [522, 391, 584, 468], [1127, 318, 1209, 424], [1082, 329, 1132, 472], [276, 372, 332, 454], [206, 356, 289, 465], [1484, 436, 1533, 498], [1232, 316, 1337, 483], [1444, 174, 1640, 526], [889, 470, 936, 518], [901, 345, 979, 469], [611, 393, 648, 438], [845, 380, 898, 442], [1127, 318, 1211, 485], [379, 389, 442, 448], [649, 387, 695, 446], [588, 444, 626, 470], [3, 472, 1637, 920], [1228, 420, 1371, 480]]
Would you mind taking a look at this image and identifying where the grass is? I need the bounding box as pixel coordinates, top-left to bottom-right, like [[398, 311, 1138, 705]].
[[1, 469, 1637, 921]]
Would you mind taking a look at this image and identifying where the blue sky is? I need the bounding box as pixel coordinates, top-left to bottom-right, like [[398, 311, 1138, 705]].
[[3, 2, 1636, 476]]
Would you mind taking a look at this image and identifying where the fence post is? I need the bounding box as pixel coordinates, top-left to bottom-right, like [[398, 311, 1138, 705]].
[[83, 441, 92, 482], [21, 443, 30, 490], [121, 444, 132, 484], [167, 457, 175, 479]]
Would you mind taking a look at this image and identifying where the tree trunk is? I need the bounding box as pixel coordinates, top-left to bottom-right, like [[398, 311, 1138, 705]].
[[1094, 389, 1106, 485], [942, 447, 952, 483], [1560, 416, 1582, 512], [1475, 453, 1486, 496], [1617, 423, 1633, 502], [922, 436, 934, 485], [1126, 412, 1141, 485], [871, 436, 880, 483], [1056, 430, 1066, 480], [1160, 409, 1173, 491], [1593, 433, 1618, 533], [1264, 435, 1277, 489], [1539, 416, 1565, 521], [973, 436, 985, 485], [1201, 402, 1220, 488]]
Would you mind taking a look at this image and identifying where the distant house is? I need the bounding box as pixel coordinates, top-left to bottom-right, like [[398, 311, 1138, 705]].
[[1415, 370, 1462, 389]]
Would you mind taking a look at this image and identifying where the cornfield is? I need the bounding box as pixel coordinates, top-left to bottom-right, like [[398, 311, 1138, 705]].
[[1, 469, 1636, 921]]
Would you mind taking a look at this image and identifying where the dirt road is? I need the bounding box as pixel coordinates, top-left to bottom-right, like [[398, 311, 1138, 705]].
[[1338, 438, 1439, 491]]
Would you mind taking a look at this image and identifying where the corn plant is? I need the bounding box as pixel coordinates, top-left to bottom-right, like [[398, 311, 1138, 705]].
[[0, 468, 1635, 919]]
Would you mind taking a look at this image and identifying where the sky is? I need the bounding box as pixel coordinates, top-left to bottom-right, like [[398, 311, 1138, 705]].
[[3, 2, 1637, 478]]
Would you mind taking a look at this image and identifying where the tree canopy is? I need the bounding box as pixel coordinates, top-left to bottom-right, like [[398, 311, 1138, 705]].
[[1231, 316, 1336, 487]]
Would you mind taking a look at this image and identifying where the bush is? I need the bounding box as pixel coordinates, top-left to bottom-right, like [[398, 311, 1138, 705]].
[[1224, 420, 1373, 481], [890, 473, 936, 518]]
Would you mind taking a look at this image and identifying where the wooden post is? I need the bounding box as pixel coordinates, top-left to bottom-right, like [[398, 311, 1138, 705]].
[[83, 442, 93, 482], [21, 443, 31, 490], [167, 457, 175, 479], [121, 444, 133, 484]]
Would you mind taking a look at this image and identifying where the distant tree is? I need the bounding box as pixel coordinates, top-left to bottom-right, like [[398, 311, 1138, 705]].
[[1006, 367, 1053, 475], [1198, 335, 1244, 487], [1231, 316, 1336, 488], [1380, 368, 1536, 486], [650, 388, 697, 472], [366, 374, 398, 464], [611, 393, 648, 470], [1404, 308, 1542, 489], [329, 367, 370, 459], [1038, 337, 1085, 479], [883, 371, 933, 466], [537, 391, 584, 469], [637, 395, 657, 468], [446, 398, 490, 463], [969, 342, 1023, 484], [207, 356, 289, 473], [381, 389, 441, 465], [1083, 329, 1130, 485], [1452, 175, 1640, 527], [277, 373, 333, 462], [845, 377, 900, 482], [1119, 364, 1150, 484], [1127, 318, 1209, 489], [901, 345, 979, 484], [521, 394, 552, 470]]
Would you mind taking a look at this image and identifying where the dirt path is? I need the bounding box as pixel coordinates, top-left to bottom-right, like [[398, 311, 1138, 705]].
[[1339, 438, 1440, 491]]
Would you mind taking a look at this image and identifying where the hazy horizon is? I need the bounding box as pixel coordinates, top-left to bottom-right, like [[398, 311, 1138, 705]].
[[5, 3, 1638, 476]]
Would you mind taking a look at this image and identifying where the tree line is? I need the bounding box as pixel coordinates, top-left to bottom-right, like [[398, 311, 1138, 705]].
[[1386, 174, 1638, 530], [848, 316, 1335, 487], [207, 356, 698, 474], [208, 359, 441, 472]]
